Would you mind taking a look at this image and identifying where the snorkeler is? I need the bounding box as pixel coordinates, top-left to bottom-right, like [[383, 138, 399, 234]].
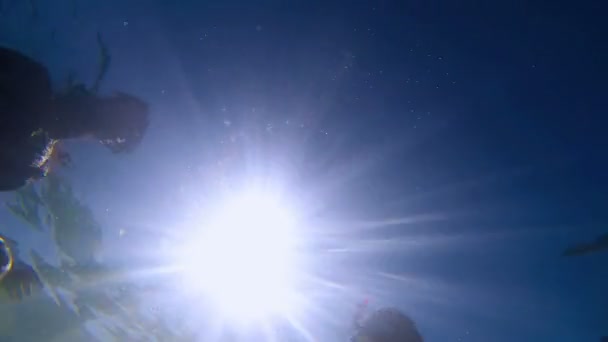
[[0, 46, 149, 191], [0, 235, 42, 301], [351, 307, 424, 342]]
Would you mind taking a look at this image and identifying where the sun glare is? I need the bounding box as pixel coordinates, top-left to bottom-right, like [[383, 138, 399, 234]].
[[177, 189, 301, 322]]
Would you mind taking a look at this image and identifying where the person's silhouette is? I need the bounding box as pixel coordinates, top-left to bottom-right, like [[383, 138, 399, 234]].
[[0, 46, 149, 191]]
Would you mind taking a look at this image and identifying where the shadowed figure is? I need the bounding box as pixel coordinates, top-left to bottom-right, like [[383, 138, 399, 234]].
[[0, 45, 149, 191], [352, 307, 424, 342]]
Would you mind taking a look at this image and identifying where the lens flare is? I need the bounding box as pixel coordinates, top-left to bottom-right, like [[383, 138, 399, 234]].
[[176, 189, 301, 322]]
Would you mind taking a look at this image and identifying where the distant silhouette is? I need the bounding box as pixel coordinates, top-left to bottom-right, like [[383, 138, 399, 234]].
[[563, 233, 608, 257], [351, 307, 423, 342]]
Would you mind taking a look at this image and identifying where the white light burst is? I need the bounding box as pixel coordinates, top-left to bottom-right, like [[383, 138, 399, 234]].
[[176, 189, 302, 323]]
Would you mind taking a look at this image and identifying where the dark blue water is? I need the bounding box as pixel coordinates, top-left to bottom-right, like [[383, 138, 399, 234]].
[[0, 1, 606, 341]]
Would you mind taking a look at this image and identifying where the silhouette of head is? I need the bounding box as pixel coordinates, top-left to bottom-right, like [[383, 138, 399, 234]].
[[352, 308, 423, 342]]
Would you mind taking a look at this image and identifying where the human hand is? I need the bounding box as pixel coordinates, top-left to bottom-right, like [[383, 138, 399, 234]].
[[1, 263, 43, 301]]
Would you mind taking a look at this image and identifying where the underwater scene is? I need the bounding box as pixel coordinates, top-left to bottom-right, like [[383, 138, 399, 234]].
[[0, 1, 606, 341]]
